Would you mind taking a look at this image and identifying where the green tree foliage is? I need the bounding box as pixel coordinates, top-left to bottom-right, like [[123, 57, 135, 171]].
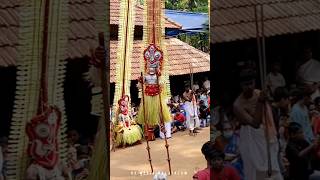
[[136, 0, 209, 53], [165, 0, 208, 13], [136, 0, 208, 13], [177, 19, 209, 53]]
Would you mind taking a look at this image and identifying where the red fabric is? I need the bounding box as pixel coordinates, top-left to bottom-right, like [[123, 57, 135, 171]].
[[193, 166, 240, 180], [174, 113, 186, 123], [145, 84, 161, 96], [313, 116, 320, 135]]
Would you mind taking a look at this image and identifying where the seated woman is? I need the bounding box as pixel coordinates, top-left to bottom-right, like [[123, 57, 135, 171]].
[[193, 141, 240, 180]]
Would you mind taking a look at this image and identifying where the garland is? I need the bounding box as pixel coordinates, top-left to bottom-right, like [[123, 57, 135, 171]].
[[112, 0, 136, 123]]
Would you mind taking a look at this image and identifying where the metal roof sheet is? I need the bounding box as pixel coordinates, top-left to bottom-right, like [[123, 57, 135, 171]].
[[211, 0, 320, 43]]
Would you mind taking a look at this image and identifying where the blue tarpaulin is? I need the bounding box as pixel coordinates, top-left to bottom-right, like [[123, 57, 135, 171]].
[[165, 9, 208, 36]]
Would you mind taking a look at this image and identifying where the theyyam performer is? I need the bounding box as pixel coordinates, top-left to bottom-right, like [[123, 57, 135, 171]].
[[114, 96, 142, 147], [112, 0, 142, 148], [137, 0, 172, 174]]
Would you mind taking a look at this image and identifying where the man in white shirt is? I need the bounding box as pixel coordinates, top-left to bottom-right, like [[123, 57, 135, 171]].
[[192, 81, 200, 91], [298, 48, 320, 84], [203, 77, 210, 90], [266, 62, 286, 95]]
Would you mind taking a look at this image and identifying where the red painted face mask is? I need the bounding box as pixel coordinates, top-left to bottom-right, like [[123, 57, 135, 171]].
[[118, 95, 130, 115], [26, 106, 61, 169]]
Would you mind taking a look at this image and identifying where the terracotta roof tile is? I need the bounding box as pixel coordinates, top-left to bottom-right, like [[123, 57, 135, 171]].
[[0, 0, 182, 67], [211, 0, 320, 43], [110, 38, 210, 82]]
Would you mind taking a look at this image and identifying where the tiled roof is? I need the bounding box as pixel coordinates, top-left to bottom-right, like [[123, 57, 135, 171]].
[[0, 0, 182, 67], [110, 38, 210, 82], [211, 0, 320, 43]]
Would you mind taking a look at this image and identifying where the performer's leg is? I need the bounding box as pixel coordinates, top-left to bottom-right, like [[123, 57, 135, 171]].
[[147, 125, 155, 141]]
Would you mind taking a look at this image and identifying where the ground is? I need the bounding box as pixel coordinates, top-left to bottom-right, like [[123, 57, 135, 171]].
[[110, 127, 209, 180]]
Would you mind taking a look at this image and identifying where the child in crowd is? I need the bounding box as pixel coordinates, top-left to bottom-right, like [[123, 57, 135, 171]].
[[285, 122, 319, 180], [193, 141, 240, 180], [72, 145, 90, 180]]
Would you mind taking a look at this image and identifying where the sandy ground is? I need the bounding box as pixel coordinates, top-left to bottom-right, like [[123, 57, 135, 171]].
[[110, 127, 209, 180]]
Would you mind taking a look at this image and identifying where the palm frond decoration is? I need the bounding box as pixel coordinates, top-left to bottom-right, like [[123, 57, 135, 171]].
[[87, 0, 109, 179], [6, 0, 69, 179], [112, 0, 136, 122]]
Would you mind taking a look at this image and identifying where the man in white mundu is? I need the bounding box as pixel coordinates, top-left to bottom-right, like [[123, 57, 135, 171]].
[[298, 48, 320, 100], [298, 48, 320, 84], [185, 92, 200, 135], [233, 73, 283, 180]]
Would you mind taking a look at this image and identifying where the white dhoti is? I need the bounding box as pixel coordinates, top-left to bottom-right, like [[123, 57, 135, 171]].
[[159, 121, 172, 139], [239, 125, 283, 180], [186, 116, 200, 131]]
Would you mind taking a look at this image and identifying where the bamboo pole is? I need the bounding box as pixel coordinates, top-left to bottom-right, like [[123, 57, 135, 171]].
[[141, 72, 154, 173], [261, 5, 267, 88], [256, 5, 272, 178], [38, 0, 50, 113], [190, 63, 196, 136], [263, 103, 273, 178], [255, 6, 263, 89], [98, 32, 110, 179], [156, 74, 172, 175]]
